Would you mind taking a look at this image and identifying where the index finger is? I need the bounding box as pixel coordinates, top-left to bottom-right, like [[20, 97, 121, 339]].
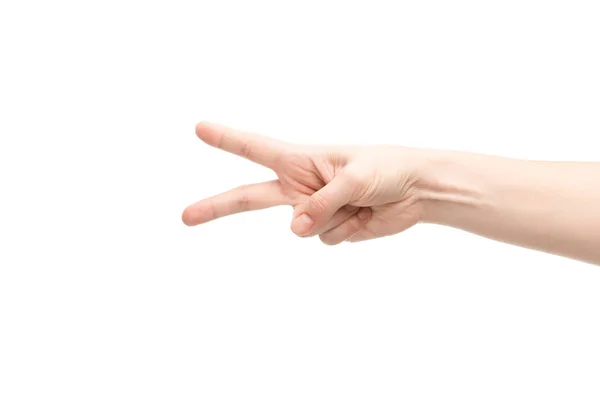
[[195, 122, 287, 169]]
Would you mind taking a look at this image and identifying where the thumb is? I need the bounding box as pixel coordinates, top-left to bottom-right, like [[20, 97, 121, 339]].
[[291, 172, 355, 237]]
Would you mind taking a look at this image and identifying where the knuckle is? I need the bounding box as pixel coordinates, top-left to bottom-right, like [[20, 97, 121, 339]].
[[240, 140, 253, 159], [215, 130, 227, 150], [207, 199, 219, 220], [236, 186, 251, 212], [308, 192, 329, 215]]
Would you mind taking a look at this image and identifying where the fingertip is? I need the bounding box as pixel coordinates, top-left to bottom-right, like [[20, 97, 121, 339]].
[[195, 120, 212, 130], [357, 207, 372, 221], [181, 207, 196, 226], [195, 121, 220, 146]]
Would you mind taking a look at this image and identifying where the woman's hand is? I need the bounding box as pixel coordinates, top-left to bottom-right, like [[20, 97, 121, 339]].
[[182, 122, 427, 245], [182, 122, 600, 265]]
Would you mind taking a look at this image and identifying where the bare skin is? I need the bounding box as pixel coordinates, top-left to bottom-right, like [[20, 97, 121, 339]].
[[182, 122, 600, 266]]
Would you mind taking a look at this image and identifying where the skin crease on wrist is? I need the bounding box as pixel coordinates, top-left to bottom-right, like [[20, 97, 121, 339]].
[[182, 122, 600, 266]]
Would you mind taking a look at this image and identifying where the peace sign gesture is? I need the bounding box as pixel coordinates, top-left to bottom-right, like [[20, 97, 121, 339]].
[[182, 122, 423, 245]]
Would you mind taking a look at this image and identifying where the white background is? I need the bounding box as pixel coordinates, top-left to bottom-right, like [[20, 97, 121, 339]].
[[1, 1, 599, 399]]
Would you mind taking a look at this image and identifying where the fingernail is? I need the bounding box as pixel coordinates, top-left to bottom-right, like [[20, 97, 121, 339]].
[[291, 214, 314, 235], [357, 208, 371, 221]]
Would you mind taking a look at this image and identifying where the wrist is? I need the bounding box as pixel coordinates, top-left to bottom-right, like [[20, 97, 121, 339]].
[[412, 149, 490, 226]]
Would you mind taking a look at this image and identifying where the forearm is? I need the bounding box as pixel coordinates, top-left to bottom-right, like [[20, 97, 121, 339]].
[[416, 150, 600, 265]]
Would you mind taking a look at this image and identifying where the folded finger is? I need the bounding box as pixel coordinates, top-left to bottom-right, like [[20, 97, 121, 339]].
[[290, 171, 356, 236], [301, 205, 359, 237], [344, 230, 377, 243], [319, 208, 372, 245]]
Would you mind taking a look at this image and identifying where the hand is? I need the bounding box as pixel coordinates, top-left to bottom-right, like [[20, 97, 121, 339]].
[[182, 122, 427, 245]]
